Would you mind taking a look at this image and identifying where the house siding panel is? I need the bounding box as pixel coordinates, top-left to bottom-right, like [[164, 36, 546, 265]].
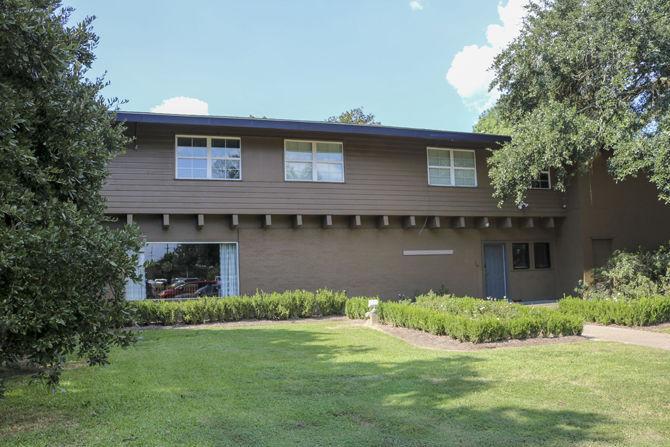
[[103, 124, 565, 216]]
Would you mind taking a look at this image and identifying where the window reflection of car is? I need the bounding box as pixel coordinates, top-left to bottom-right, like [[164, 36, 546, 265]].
[[160, 280, 215, 298], [148, 278, 168, 285], [147, 278, 169, 297], [171, 277, 198, 288], [175, 283, 220, 299]]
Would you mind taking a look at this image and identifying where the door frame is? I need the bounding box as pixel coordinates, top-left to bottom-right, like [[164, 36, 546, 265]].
[[481, 242, 509, 299]]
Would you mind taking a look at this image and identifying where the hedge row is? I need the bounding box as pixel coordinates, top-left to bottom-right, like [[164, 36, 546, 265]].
[[344, 298, 370, 319], [130, 289, 347, 325], [558, 296, 670, 326], [345, 297, 582, 343]]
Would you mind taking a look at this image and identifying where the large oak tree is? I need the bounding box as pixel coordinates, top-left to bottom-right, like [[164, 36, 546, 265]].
[[484, 0, 670, 206]]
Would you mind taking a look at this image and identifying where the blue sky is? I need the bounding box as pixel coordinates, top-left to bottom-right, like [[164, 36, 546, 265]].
[[67, 0, 526, 132]]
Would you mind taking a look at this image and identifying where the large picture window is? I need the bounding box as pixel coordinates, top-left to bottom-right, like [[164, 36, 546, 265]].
[[125, 242, 239, 300], [284, 140, 344, 182], [427, 148, 477, 187], [176, 136, 241, 180]]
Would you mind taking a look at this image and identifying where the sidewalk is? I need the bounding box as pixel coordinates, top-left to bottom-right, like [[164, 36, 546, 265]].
[[583, 324, 670, 351]]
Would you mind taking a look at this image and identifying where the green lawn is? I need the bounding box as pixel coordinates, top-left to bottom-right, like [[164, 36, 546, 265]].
[[2, 321, 669, 447]]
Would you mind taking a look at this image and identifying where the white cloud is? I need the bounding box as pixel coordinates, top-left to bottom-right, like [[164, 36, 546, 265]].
[[150, 96, 209, 115], [409, 1, 423, 11], [446, 0, 528, 111]]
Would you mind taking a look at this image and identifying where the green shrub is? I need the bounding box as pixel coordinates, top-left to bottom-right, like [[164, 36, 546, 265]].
[[130, 291, 585, 343], [376, 297, 582, 343], [559, 296, 670, 326], [129, 289, 348, 325], [579, 243, 670, 299], [345, 298, 371, 319], [416, 293, 524, 319]]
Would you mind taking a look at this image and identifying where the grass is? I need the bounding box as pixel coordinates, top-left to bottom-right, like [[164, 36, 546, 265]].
[[1, 320, 669, 447]]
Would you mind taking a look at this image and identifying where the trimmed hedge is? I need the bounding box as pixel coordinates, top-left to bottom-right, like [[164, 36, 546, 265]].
[[346, 295, 582, 343], [345, 298, 371, 319], [558, 296, 670, 326], [130, 289, 347, 325]]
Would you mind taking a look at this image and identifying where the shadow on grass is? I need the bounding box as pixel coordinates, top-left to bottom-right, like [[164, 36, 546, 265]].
[[1, 325, 616, 446], [166, 327, 614, 446]]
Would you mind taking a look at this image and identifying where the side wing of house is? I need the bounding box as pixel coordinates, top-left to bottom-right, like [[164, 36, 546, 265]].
[[555, 153, 670, 296]]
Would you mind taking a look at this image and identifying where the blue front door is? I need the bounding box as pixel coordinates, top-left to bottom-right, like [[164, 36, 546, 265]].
[[484, 243, 507, 299]]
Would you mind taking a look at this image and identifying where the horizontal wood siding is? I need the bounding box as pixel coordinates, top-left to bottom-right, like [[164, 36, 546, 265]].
[[103, 124, 565, 216]]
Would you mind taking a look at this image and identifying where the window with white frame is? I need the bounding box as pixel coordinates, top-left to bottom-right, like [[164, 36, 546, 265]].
[[176, 136, 241, 180], [284, 140, 344, 182], [531, 171, 551, 189], [427, 148, 477, 187], [125, 242, 240, 300]]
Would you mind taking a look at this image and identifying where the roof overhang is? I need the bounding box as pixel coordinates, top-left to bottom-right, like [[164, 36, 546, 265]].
[[116, 111, 510, 147]]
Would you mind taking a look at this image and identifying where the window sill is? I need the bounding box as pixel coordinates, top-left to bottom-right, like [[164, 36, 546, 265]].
[[428, 184, 478, 188], [284, 179, 346, 184], [174, 177, 243, 182]]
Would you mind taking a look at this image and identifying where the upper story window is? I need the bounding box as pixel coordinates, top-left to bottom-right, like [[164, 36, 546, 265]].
[[427, 148, 477, 187], [175, 136, 241, 180], [284, 140, 344, 183], [531, 171, 551, 189]]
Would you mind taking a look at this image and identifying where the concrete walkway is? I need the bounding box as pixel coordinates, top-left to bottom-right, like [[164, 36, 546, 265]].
[[583, 324, 670, 351]]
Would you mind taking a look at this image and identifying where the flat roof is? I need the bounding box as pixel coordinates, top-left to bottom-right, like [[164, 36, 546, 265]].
[[116, 111, 510, 146]]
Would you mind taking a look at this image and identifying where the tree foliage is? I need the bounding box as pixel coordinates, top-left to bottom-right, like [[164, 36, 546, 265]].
[[578, 243, 670, 299], [144, 244, 220, 282], [0, 0, 141, 390], [326, 107, 380, 125], [473, 105, 513, 135], [487, 0, 670, 206]]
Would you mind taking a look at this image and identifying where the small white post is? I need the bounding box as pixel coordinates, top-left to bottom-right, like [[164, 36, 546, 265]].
[[365, 299, 379, 324]]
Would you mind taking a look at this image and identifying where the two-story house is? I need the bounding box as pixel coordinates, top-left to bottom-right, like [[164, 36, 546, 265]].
[[108, 112, 670, 301]]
